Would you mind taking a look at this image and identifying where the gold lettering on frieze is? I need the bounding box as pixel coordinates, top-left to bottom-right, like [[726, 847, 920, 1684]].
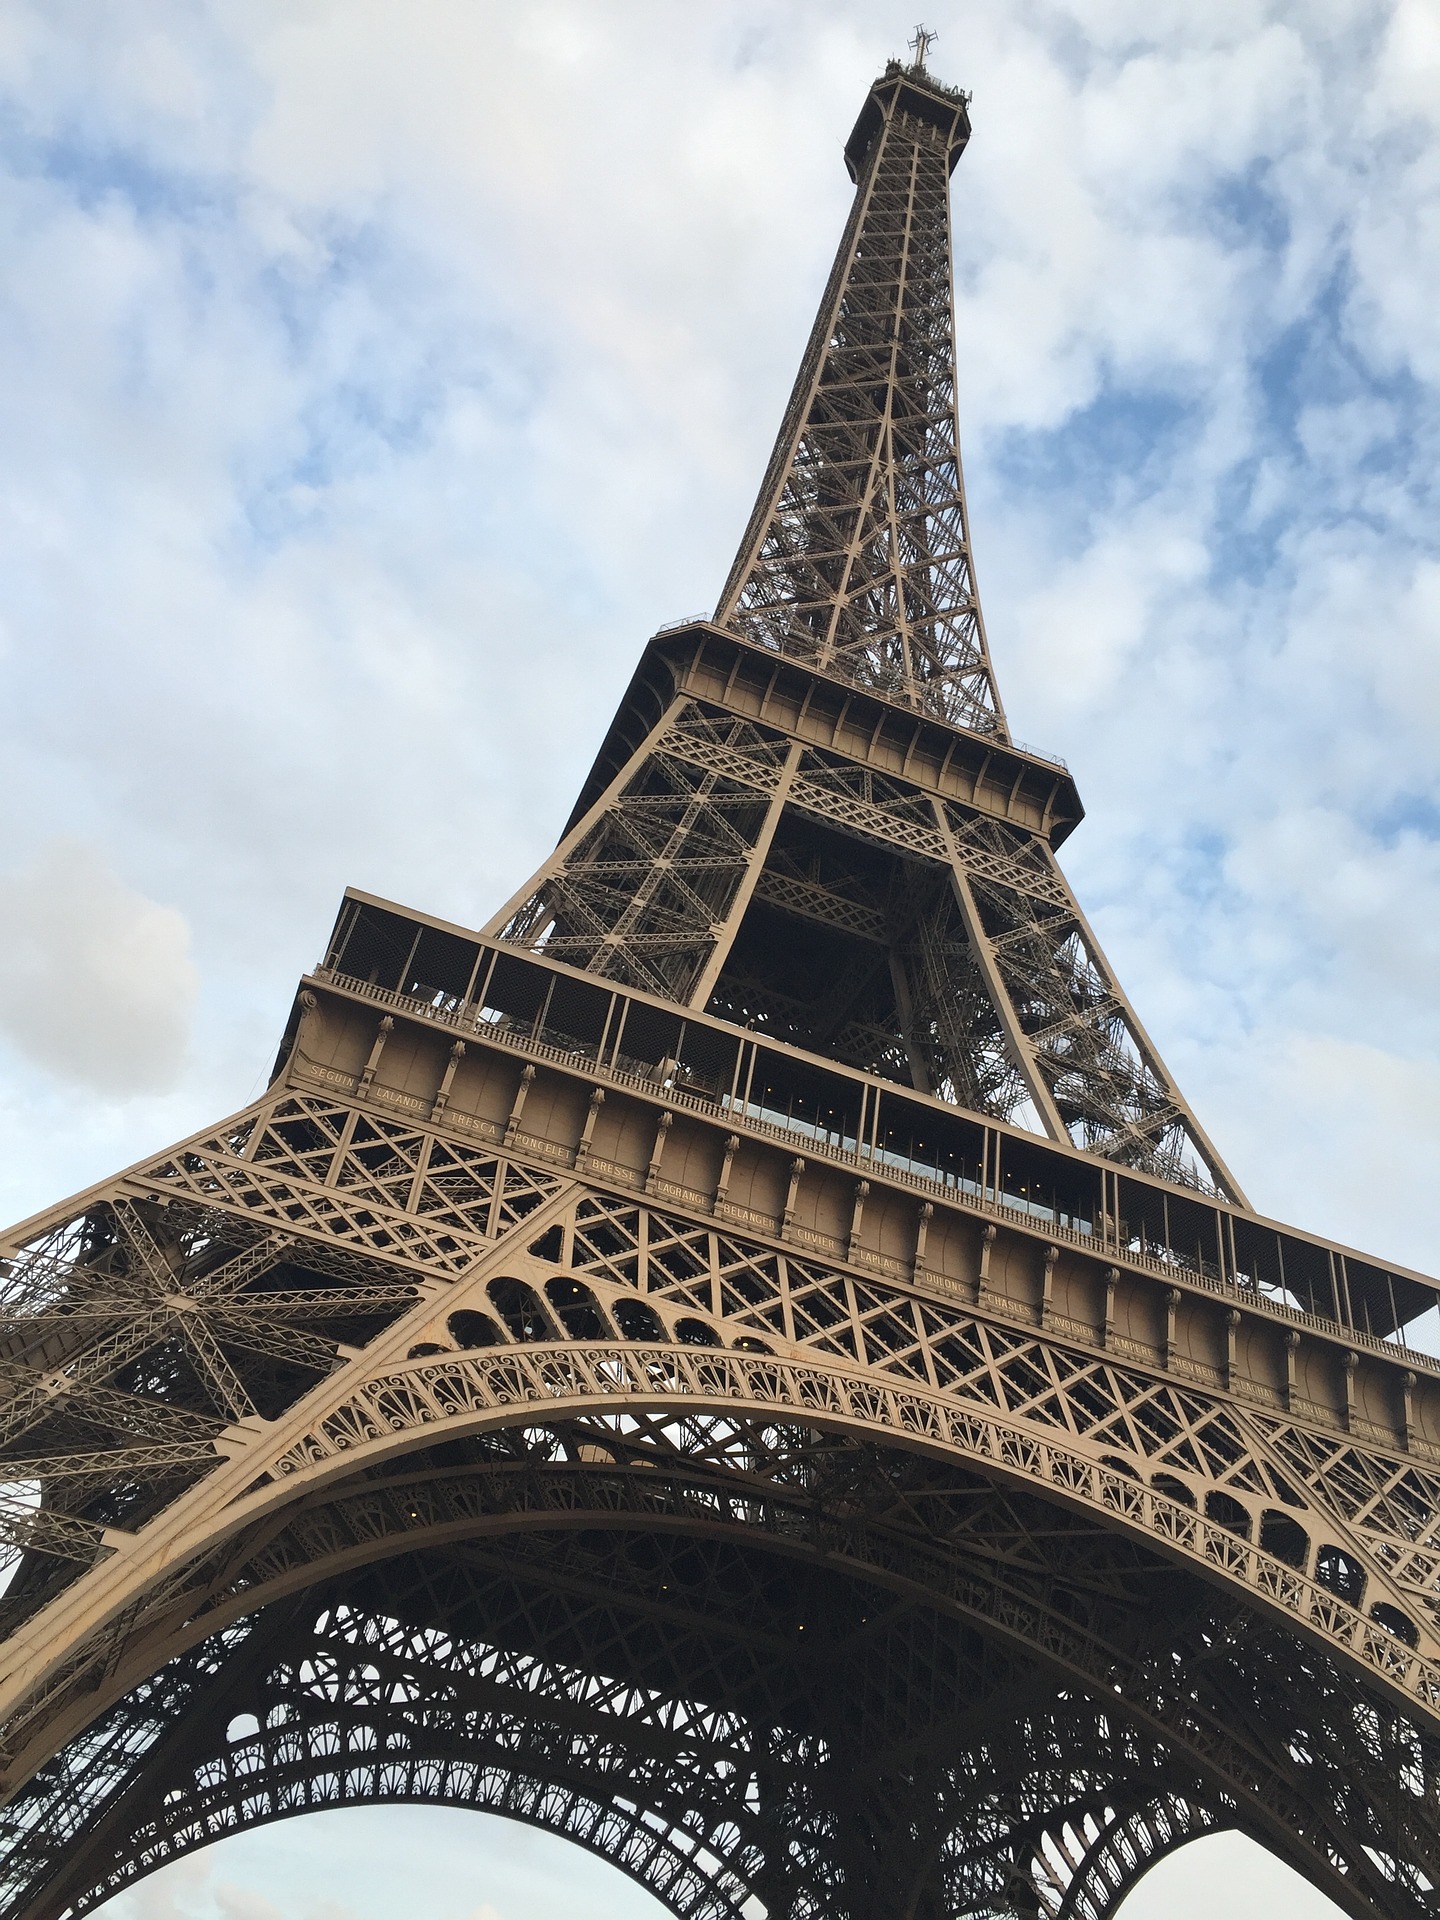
[[1291, 1395, 1340, 1430], [855, 1246, 909, 1279], [715, 1199, 778, 1234], [1231, 1374, 1284, 1409], [579, 1156, 643, 1189], [367, 1084, 428, 1116], [650, 1177, 711, 1209], [1351, 1412, 1402, 1448], [977, 1288, 1032, 1327], [788, 1223, 845, 1254], [443, 1110, 503, 1142], [508, 1131, 573, 1166], [1047, 1311, 1097, 1345], [1109, 1332, 1163, 1365], [919, 1271, 968, 1301], [295, 1061, 360, 1094], [1171, 1354, 1223, 1387]]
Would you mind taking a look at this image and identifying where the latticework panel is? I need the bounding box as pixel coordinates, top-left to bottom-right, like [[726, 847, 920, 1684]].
[[1, 1416, 1436, 1920], [497, 704, 790, 1003], [942, 806, 1221, 1189], [0, 1089, 563, 1631], [7, 1111, 1439, 1708], [1029, 1795, 1222, 1920], [343, 1191, 1440, 1654], [895, 877, 1032, 1115], [716, 98, 1003, 733]]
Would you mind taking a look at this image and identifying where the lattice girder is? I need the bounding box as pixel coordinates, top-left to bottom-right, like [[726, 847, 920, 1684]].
[[4, 1119, 1440, 1915], [715, 71, 1001, 735], [0, 1416, 1430, 1920], [3, 1096, 1438, 1705], [0, 1552, 1211, 1920], [488, 673, 1240, 1191]]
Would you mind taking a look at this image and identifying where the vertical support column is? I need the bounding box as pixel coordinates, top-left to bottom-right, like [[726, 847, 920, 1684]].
[[1164, 1289, 1181, 1371], [1402, 1370, 1417, 1453], [458, 942, 497, 1018], [978, 1223, 997, 1307], [726, 1040, 748, 1115], [1342, 1350, 1359, 1433], [504, 1065, 536, 1146], [1327, 1251, 1345, 1327], [1100, 1170, 1120, 1251], [607, 999, 632, 1071], [1040, 1245, 1058, 1329], [782, 1158, 806, 1234], [687, 742, 805, 1010], [848, 1182, 870, 1262], [1337, 1255, 1356, 1330], [290, 989, 320, 1066], [575, 1089, 605, 1171], [930, 802, 1068, 1145], [646, 1112, 674, 1195], [913, 1202, 933, 1284], [1284, 1330, 1300, 1413], [431, 1040, 465, 1121], [1102, 1268, 1119, 1351], [715, 1134, 740, 1212], [1224, 1309, 1241, 1391], [358, 1015, 394, 1097], [887, 951, 933, 1097]]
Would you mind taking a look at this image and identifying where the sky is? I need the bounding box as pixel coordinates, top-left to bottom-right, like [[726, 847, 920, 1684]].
[[2, 0, 1439, 1914]]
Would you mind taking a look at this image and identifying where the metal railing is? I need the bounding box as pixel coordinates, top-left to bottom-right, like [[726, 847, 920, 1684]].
[[310, 966, 1439, 1376]]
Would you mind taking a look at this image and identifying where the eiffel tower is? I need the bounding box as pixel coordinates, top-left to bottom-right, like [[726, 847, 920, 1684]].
[[3, 47, 1440, 1920]]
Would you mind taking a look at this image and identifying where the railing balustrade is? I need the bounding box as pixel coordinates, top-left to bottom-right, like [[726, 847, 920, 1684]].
[[310, 966, 1435, 1372]]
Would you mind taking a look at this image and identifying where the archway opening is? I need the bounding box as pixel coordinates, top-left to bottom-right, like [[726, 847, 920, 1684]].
[[1114, 1829, 1347, 1920], [90, 1804, 669, 1920]]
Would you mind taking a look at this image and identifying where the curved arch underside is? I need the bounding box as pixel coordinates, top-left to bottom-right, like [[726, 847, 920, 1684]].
[[1, 1418, 1437, 1920], [5, 1141, 1440, 1920]]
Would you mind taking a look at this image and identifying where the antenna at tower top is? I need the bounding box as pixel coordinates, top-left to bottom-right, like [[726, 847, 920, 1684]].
[[908, 22, 938, 70]]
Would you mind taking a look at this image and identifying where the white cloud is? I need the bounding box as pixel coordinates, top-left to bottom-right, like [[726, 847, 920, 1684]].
[[1123, 1830, 1344, 1919], [90, 1808, 668, 1919], [99, 1851, 213, 1920], [213, 1887, 286, 1920], [0, 841, 197, 1095]]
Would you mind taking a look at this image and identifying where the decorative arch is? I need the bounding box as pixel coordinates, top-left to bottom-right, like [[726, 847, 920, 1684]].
[[4, 1163, 1440, 1919], [2, 1399, 1437, 1920]]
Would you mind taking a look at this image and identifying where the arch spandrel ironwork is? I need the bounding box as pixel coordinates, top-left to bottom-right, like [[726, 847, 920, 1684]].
[[4, 1117, 1440, 1919], [4, 46, 1440, 1920]]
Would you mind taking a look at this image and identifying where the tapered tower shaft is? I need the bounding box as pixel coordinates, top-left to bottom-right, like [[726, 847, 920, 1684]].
[[483, 60, 1240, 1195], [717, 64, 1004, 735]]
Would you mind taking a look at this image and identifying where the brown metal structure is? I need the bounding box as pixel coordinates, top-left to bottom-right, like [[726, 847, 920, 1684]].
[[3, 52, 1440, 1920]]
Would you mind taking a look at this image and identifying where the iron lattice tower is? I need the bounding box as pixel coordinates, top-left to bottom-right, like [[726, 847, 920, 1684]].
[[3, 54, 1440, 1920]]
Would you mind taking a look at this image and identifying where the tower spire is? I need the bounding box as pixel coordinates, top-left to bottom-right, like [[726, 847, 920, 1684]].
[[908, 23, 939, 72], [715, 58, 1005, 739]]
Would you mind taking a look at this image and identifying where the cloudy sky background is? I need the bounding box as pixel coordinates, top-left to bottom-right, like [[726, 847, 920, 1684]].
[[2, 1, 1438, 1914]]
